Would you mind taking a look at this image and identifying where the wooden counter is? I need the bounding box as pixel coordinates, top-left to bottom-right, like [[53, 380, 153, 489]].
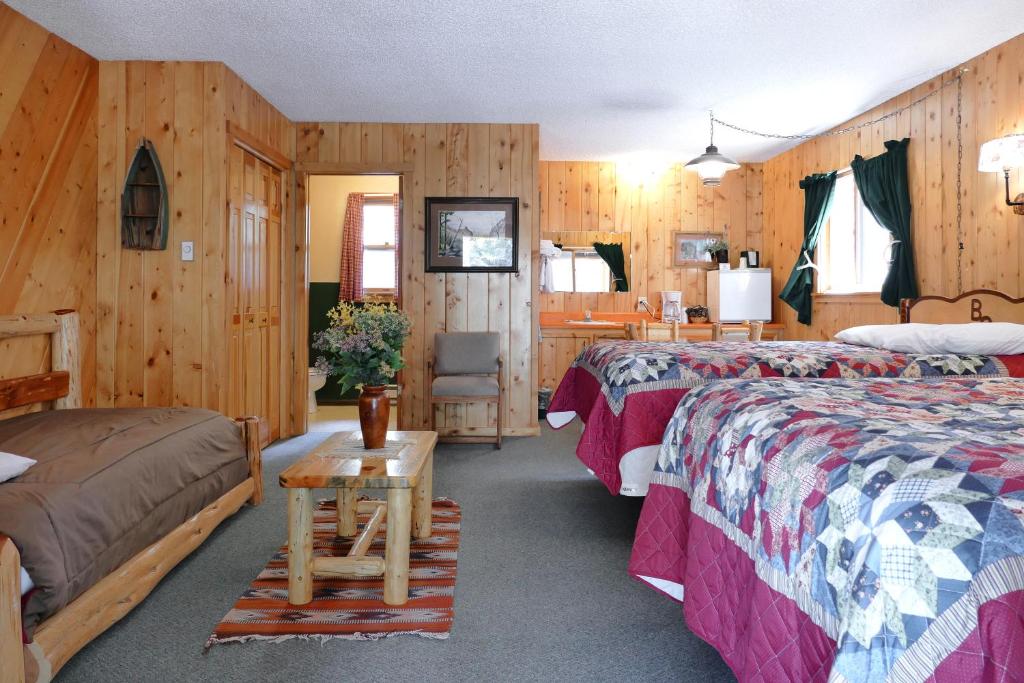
[[539, 312, 784, 390]]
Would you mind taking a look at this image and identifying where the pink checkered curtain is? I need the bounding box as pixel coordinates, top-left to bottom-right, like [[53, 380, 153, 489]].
[[339, 193, 365, 301], [392, 193, 400, 294]]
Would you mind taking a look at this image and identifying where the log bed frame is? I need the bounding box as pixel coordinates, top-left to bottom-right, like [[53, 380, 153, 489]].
[[0, 311, 263, 683], [900, 288, 1024, 323]]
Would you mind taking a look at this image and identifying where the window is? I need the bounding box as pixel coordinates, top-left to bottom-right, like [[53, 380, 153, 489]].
[[362, 200, 396, 292], [817, 170, 891, 294], [549, 248, 612, 293]]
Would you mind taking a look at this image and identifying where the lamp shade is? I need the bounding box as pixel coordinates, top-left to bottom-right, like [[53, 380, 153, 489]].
[[685, 144, 740, 187], [978, 134, 1024, 172]]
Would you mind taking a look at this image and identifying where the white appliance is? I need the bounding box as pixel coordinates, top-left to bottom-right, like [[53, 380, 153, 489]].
[[707, 268, 772, 322], [660, 291, 682, 322]]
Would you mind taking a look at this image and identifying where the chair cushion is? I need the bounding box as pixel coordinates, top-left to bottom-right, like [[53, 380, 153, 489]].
[[431, 376, 499, 398], [434, 332, 500, 375]]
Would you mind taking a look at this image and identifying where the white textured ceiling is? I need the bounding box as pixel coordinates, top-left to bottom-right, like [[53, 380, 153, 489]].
[[9, 0, 1024, 161]]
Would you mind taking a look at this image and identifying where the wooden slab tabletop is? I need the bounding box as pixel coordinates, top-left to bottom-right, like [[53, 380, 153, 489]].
[[279, 430, 438, 490]]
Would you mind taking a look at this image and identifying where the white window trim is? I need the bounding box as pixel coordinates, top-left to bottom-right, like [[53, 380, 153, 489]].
[[361, 199, 397, 294]]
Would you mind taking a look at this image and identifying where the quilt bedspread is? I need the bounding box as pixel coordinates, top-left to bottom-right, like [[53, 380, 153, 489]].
[[546, 339, 1024, 494], [629, 376, 1024, 682]]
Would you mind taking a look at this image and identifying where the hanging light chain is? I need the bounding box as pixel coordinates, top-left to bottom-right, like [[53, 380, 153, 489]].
[[710, 70, 967, 141]]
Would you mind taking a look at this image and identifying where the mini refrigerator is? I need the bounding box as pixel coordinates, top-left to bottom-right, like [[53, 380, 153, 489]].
[[707, 268, 772, 322]]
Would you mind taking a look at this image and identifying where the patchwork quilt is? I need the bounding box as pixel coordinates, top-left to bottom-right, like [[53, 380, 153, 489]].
[[629, 376, 1024, 682], [546, 340, 1024, 494]]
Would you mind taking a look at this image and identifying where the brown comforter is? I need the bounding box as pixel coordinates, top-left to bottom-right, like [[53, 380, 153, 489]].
[[0, 408, 249, 635]]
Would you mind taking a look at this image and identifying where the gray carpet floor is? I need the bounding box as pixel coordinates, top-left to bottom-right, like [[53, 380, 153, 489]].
[[57, 425, 735, 682]]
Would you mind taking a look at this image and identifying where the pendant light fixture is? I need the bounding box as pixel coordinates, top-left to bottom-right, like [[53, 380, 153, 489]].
[[685, 111, 740, 187]]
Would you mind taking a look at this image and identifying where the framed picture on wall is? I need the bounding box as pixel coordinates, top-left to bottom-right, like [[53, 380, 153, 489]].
[[671, 231, 719, 269], [425, 197, 519, 272]]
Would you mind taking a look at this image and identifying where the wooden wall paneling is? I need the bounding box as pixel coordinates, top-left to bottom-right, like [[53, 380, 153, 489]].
[[142, 61, 175, 407], [114, 61, 147, 407], [361, 123, 383, 163], [172, 62, 203, 407], [401, 124, 426, 429], [442, 124, 469, 429], [96, 61, 124, 406], [422, 123, 447, 430], [762, 32, 1024, 340], [646, 172, 665, 302], [318, 122, 339, 161], [201, 62, 227, 413], [583, 162, 599, 230], [291, 125, 314, 436], [462, 124, 490, 430], [922, 79, 944, 296], [487, 124, 512, 431], [537, 160, 764, 315], [293, 121, 539, 434], [511, 124, 538, 428], [0, 13, 98, 403]]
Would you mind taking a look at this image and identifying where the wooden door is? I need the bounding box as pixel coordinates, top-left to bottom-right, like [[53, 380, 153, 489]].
[[227, 147, 283, 443]]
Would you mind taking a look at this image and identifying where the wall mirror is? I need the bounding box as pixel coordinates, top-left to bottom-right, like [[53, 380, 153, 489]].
[[540, 231, 630, 294]]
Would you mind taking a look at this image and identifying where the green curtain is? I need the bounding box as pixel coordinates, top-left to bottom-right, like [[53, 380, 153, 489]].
[[851, 138, 918, 307], [779, 171, 837, 325], [592, 242, 629, 292]]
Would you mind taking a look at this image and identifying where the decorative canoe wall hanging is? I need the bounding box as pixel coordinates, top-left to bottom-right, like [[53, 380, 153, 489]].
[[121, 138, 169, 250]]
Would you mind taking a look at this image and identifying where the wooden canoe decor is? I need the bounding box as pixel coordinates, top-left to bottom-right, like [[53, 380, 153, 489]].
[[121, 138, 169, 250]]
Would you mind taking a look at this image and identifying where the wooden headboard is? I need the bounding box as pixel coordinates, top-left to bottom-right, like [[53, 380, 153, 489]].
[[900, 290, 1024, 324], [0, 310, 80, 413]]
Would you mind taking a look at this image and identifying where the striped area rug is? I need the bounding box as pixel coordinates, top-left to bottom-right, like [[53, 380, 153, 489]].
[[206, 498, 460, 647]]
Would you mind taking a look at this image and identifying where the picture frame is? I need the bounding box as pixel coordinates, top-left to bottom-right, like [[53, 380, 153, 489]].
[[671, 231, 720, 269], [425, 197, 519, 273]]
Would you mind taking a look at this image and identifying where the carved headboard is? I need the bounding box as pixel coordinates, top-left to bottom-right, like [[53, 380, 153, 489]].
[[900, 290, 1024, 324], [0, 310, 80, 415]]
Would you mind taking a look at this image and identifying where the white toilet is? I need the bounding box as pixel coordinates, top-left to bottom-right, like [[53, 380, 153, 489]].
[[308, 367, 328, 414]]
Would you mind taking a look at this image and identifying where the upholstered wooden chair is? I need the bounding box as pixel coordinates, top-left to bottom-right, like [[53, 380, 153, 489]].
[[428, 332, 503, 449]]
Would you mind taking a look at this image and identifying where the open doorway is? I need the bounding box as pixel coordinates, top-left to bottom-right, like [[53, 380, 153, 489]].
[[306, 175, 402, 430]]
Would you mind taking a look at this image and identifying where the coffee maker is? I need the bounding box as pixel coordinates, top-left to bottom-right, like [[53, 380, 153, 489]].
[[660, 291, 683, 322]]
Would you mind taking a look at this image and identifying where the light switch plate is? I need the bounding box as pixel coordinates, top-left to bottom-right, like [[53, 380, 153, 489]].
[[181, 241, 194, 262]]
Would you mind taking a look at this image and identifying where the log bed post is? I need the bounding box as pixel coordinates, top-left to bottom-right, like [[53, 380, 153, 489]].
[[238, 417, 263, 506], [50, 311, 80, 410], [1, 535, 25, 683]]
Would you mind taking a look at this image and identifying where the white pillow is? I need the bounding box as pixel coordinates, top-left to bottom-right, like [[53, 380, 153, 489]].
[[835, 322, 1024, 355], [0, 451, 36, 483]]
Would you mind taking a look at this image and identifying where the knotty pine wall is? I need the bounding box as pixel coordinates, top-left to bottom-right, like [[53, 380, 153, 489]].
[[763, 32, 1024, 340], [539, 161, 764, 312], [0, 4, 98, 404], [296, 123, 540, 436], [96, 61, 296, 429]]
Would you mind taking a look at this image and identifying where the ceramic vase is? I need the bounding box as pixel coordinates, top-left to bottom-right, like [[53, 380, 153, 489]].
[[358, 385, 389, 449]]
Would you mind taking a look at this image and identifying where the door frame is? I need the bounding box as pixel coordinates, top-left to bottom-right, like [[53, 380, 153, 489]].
[[226, 122, 292, 441], [292, 161, 414, 436]]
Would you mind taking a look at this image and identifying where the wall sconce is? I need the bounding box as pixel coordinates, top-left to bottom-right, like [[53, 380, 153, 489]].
[[978, 133, 1024, 215]]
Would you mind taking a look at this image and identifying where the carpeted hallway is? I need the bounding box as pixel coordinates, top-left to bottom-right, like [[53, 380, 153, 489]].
[[57, 425, 734, 682]]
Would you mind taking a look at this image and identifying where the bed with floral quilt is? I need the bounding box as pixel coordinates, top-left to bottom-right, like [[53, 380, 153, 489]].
[[545, 340, 1024, 495], [628, 375, 1024, 682]]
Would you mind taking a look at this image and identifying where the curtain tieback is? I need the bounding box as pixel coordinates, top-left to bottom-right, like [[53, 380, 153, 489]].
[[883, 239, 902, 264], [795, 249, 819, 272]]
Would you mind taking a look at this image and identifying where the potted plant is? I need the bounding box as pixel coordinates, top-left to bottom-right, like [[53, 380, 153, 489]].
[[313, 301, 412, 448], [685, 305, 710, 324], [706, 238, 729, 266]]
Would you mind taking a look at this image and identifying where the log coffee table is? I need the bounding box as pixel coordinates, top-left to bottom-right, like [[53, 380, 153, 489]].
[[278, 430, 437, 606]]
